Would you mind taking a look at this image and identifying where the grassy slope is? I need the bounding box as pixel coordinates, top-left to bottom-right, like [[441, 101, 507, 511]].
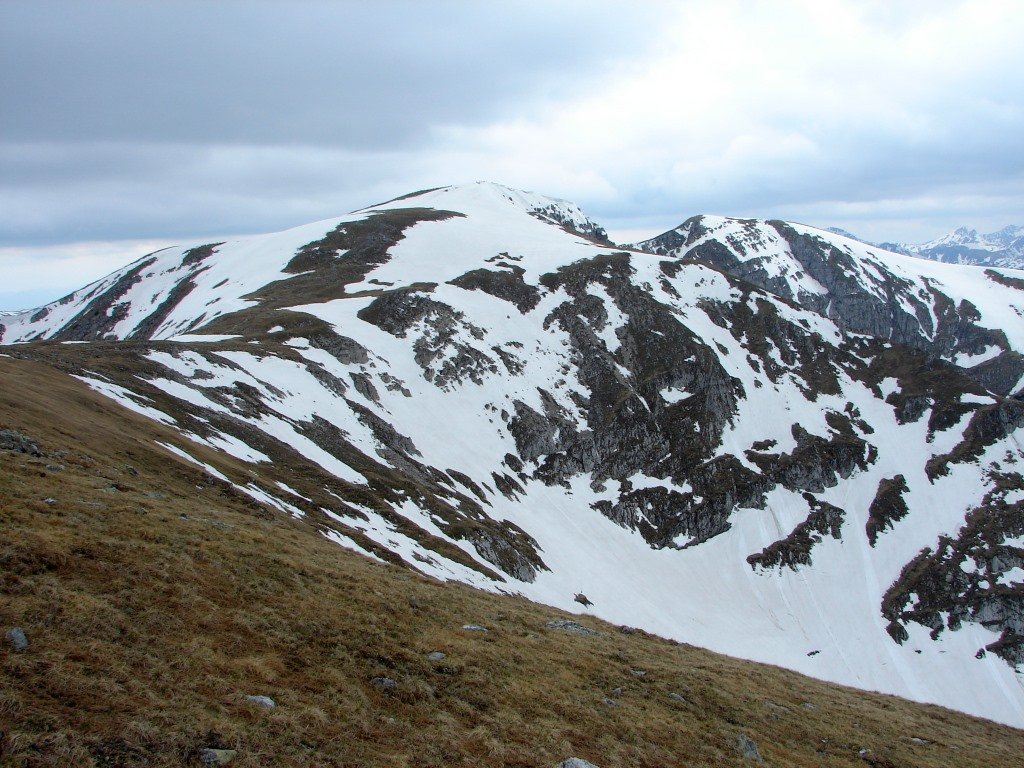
[[0, 355, 1022, 767]]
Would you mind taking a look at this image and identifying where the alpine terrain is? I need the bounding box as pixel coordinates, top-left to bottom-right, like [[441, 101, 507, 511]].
[[819, 223, 1024, 270], [3, 182, 1024, 733]]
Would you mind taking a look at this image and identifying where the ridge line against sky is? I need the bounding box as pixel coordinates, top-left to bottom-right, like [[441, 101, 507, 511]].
[[1, 0, 1023, 310]]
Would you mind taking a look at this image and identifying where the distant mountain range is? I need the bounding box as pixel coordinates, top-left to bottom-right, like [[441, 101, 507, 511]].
[[824, 224, 1024, 269]]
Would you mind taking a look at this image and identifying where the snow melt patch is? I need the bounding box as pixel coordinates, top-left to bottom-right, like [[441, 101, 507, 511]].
[[184, 430, 270, 464], [321, 505, 497, 588], [660, 387, 692, 405], [155, 441, 228, 481], [235, 483, 305, 518], [955, 346, 1003, 367], [72, 375, 176, 425], [276, 481, 312, 502], [167, 334, 240, 343]]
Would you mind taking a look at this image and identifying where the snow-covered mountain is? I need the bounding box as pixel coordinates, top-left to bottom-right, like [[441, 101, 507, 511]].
[[888, 225, 1024, 269], [3, 182, 1024, 727], [835, 224, 1024, 270], [638, 215, 1024, 398]]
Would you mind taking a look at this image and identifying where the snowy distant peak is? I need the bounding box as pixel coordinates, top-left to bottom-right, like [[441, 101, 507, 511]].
[[924, 226, 984, 250], [824, 226, 860, 241], [365, 181, 611, 244], [917, 223, 1024, 254], [994, 223, 1024, 239], [905, 225, 1024, 269], [838, 222, 1024, 269]]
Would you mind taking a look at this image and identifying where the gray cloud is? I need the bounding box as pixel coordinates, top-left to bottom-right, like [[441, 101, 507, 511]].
[[1, 1, 652, 147], [0, 0, 658, 249], [0, 142, 423, 243], [2, 0, 1024, 310]]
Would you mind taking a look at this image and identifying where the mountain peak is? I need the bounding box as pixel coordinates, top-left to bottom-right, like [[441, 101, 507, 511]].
[[364, 181, 610, 244], [993, 223, 1024, 238]]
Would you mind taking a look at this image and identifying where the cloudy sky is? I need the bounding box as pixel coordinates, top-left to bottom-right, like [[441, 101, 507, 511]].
[[2, 0, 1023, 310]]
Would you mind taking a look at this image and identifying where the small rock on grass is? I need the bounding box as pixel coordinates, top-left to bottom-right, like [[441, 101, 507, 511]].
[[0, 429, 42, 456], [245, 695, 275, 708], [198, 748, 237, 765], [427, 651, 446, 661], [737, 734, 763, 763], [462, 623, 488, 632], [545, 619, 598, 636], [558, 759, 601, 768], [5, 628, 27, 652]]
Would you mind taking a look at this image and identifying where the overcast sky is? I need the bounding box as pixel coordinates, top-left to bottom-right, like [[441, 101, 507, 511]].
[[2, 0, 1023, 310]]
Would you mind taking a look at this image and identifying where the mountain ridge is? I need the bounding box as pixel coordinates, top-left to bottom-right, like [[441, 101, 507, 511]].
[[636, 214, 1024, 398], [3, 182, 1024, 727]]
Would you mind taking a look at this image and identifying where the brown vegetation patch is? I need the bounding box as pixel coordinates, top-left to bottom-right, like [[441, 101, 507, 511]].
[[1, 357, 1023, 766]]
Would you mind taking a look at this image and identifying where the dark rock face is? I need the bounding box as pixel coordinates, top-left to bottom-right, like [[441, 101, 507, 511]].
[[464, 525, 541, 583], [866, 475, 910, 547], [748, 495, 845, 570], [531, 202, 611, 245], [882, 472, 1024, 661], [927, 399, 1024, 479], [641, 217, 1024, 396], [0, 429, 43, 457], [486, 252, 875, 550], [310, 332, 370, 365], [284, 209, 461, 276], [537, 253, 738, 487], [128, 263, 212, 339], [768, 223, 1015, 380], [448, 265, 541, 312], [50, 257, 158, 341], [761, 425, 870, 495], [969, 351, 1024, 398], [358, 289, 499, 388]]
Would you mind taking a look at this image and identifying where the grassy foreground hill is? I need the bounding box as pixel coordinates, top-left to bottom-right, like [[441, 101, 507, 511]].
[[1, 353, 1022, 767]]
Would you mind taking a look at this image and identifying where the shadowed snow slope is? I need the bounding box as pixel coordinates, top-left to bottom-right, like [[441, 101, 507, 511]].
[[4, 182, 1024, 727]]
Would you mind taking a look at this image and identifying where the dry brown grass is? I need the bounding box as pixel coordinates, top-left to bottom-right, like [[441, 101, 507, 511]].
[[1, 355, 1022, 767]]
